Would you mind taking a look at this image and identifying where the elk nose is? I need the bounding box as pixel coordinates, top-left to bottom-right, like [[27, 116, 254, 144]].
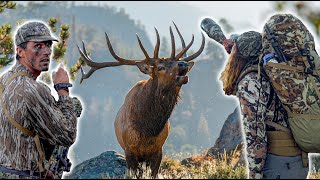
[[178, 61, 188, 76]]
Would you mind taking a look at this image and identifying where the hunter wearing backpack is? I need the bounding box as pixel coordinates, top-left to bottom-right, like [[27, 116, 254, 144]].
[[201, 13, 313, 179]]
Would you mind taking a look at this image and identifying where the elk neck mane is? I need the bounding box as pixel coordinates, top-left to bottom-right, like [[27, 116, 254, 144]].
[[132, 78, 181, 137]]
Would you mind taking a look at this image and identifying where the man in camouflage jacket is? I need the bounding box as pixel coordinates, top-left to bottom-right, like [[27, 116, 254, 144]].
[[0, 21, 82, 179]]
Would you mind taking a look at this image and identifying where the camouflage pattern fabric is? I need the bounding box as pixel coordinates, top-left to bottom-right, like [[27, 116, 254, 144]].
[[15, 21, 58, 46], [0, 62, 81, 179], [236, 31, 262, 58], [0, 171, 35, 179], [72, 97, 82, 118], [236, 72, 289, 179], [261, 13, 320, 152], [262, 13, 320, 69], [262, 13, 320, 114], [200, 18, 226, 45]]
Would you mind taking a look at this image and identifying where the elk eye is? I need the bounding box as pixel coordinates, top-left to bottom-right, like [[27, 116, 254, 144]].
[[158, 66, 165, 71]]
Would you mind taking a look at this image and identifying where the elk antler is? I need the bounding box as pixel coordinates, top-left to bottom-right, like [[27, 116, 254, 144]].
[[172, 21, 187, 58], [172, 22, 205, 62], [77, 33, 154, 83], [169, 26, 175, 60], [153, 27, 160, 59], [180, 32, 205, 62], [78, 24, 205, 83]]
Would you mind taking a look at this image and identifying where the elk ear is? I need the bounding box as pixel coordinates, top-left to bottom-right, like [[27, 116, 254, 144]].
[[136, 62, 152, 74], [187, 62, 195, 72]]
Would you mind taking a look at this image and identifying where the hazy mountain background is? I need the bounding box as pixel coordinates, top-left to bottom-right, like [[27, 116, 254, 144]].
[[4, 1, 319, 168], [0, 1, 239, 166]]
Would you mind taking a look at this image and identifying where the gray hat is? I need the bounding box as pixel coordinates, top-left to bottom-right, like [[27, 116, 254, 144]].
[[235, 31, 262, 58], [15, 21, 58, 46]]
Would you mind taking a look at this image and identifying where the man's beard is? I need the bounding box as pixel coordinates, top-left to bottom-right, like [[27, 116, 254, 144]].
[[31, 58, 50, 72]]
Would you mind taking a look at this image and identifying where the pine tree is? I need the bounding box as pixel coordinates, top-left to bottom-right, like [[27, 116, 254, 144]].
[[0, 1, 16, 69], [40, 17, 71, 84], [0, 1, 16, 13]]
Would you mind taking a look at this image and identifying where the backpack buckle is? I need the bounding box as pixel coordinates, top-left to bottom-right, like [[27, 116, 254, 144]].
[[263, 53, 278, 65], [305, 67, 313, 74], [300, 49, 309, 56]]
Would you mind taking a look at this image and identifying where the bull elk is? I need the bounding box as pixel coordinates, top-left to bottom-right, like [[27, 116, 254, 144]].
[[77, 22, 205, 178]]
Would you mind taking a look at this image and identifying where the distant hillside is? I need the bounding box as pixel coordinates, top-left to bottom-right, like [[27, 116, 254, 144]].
[[0, 1, 238, 166], [0, 1, 153, 64], [97, 1, 207, 50]]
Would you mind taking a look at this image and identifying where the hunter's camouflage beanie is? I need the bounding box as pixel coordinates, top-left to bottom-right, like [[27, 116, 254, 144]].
[[15, 21, 58, 46], [235, 31, 262, 58]]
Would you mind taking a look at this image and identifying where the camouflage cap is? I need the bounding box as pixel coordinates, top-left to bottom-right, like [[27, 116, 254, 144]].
[[235, 31, 262, 58], [15, 21, 58, 46]]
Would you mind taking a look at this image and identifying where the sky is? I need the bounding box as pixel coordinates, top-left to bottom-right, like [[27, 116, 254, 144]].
[[74, 1, 320, 48], [180, 1, 271, 25], [16, 1, 320, 48], [10, 1, 320, 168], [95, 1, 274, 34]]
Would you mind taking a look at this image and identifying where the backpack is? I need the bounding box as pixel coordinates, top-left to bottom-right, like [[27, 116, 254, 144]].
[[259, 13, 320, 153]]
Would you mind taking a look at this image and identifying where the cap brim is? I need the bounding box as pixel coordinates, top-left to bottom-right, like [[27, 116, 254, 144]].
[[28, 36, 59, 43]]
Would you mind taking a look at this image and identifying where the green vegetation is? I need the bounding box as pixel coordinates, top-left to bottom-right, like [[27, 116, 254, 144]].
[[0, 1, 16, 68]]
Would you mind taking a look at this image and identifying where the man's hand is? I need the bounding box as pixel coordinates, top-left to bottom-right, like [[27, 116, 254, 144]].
[[52, 64, 70, 96]]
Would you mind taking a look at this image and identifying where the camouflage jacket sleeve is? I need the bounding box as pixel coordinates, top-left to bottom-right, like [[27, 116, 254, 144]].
[[236, 72, 270, 179], [25, 80, 78, 147]]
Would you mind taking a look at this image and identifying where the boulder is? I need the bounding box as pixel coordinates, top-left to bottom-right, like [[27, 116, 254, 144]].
[[205, 107, 247, 167], [64, 151, 128, 179]]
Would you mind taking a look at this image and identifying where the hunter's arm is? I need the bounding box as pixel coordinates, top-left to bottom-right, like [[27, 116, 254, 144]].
[[236, 72, 271, 179], [25, 81, 77, 147]]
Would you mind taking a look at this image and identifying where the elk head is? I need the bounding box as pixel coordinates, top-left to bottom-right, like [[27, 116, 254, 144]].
[[78, 22, 205, 89]]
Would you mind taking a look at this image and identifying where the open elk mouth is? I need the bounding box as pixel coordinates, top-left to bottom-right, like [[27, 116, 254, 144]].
[[176, 64, 189, 84], [178, 67, 188, 76], [176, 75, 189, 84], [177, 62, 188, 76]]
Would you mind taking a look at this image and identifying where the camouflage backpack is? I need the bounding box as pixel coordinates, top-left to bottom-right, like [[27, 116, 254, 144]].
[[260, 13, 320, 153]]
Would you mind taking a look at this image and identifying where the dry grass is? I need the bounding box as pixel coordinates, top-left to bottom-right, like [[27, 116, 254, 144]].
[[102, 146, 320, 179], [110, 147, 247, 179]]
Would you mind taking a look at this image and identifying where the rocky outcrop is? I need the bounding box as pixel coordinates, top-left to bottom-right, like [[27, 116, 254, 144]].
[[181, 107, 247, 168], [206, 107, 246, 167], [64, 151, 128, 179], [207, 107, 245, 165], [206, 107, 244, 158]]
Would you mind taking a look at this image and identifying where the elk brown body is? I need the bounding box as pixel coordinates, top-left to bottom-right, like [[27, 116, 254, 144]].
[[78, 22, 205, 178]]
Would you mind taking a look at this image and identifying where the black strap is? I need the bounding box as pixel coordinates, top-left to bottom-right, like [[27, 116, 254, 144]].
[[266, 84, 274, 109]]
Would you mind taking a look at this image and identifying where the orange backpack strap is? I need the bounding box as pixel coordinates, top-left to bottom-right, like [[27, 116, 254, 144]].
[[0, 72, 45, 174]]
